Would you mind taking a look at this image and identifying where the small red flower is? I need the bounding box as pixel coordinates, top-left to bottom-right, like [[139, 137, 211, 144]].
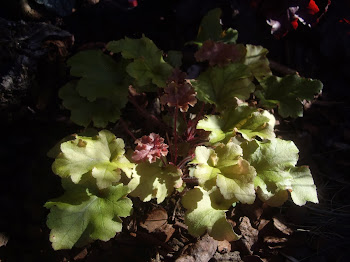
[[132, 133, 168, 163]]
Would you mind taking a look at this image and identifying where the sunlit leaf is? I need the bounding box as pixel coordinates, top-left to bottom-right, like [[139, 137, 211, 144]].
[[244, 45, 272, 81], [45, 183, 132, 250], [128, 161, 182, 204], [182, 186, 239, 241], [191, 142, 256, 204], [52, 130, 134, 189], [197, 104, 275, 143], [242, 138, 318, 206]]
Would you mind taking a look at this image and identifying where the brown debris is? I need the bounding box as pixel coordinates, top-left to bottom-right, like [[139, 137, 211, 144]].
[[74, 248, 88, 260], [235, 217, 259, 255], [176, 234, 218, 262], [139, 207, 167, 232], [217, 240, 232, 253], [272, 217, 293, 236], [139, 207, 175, 242]]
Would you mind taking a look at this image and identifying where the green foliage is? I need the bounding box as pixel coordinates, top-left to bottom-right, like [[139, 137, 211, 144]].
[[197, 103, 275, 143], [244, 45, 272, 81], [182, 186, 239, 241], [45, 183, 132, 250], [59, 81, 123, 127], [165, 50, 183, 68], [256, 74, 323, 118], [190, 142, 256, 204], [52, 130, 134, 189], [195, 8, 238, 44], [60, 50, 130, 127], [191, 64, 255, 109], [241, 139, 318, 206], [47, 8, 322, 249], [128, 161, 183, 204], [107, 36, 173, 88]]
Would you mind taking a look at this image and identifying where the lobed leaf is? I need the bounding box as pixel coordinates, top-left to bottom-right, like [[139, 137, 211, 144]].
[[128, 161, 183, 204], [191, 142, 256, 204], [67, 50, 129, 102], [195, 8, 238, 44], [59, 81, 123, 127], [107, 36, 173, 88], [191, 64, 255, 109], [197, 104, 275, 143], [244, 45, 272, 81], [290, 166, 319, 206], [182, 186, 239, 241], [52, 130, 134, 189], [256, 74, 323, 118], [196, 8, 223, 43], [242, 139, 318, 206], [45, 183, 133, 250]]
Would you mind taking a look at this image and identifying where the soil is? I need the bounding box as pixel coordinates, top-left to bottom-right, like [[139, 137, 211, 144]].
[[1, 0, 350, 261]]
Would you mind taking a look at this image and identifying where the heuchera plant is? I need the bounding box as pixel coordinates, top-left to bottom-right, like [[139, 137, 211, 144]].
[[46, 8, 322, 250]]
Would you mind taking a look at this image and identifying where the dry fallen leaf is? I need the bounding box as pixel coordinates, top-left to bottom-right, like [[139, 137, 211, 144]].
[[140, 207, 168, 233], [176, 234, 218, 262]]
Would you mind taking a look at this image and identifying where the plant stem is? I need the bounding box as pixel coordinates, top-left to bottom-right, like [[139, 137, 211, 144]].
[[174, 106, 178, 164], [128, 95, 164, 128], [119, 118, 137, 140]]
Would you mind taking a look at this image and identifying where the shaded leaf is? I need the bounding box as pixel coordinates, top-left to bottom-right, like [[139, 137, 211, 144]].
[[182, 187, 239, 241], [165, 50, 183, 68], [59, 81, 123, 127], [67, 50, 129, 102], [256, 74, 323, 118], [107, 36, 173, 87], [192, 64, 255, 109], [195, 8, 238, 44], [45, 183, 132, 250], [52, 130, 134, 189], [196, 8, 223, 42]]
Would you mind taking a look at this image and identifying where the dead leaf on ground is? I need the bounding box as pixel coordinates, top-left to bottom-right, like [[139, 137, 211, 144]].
[[140, 207, 168, 233], [234, 217, 258, 255], [212, 251, 243, 262], [272, 217, 293, 235], [176, 234, 217, 262], [217, 240, 231, 253]]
